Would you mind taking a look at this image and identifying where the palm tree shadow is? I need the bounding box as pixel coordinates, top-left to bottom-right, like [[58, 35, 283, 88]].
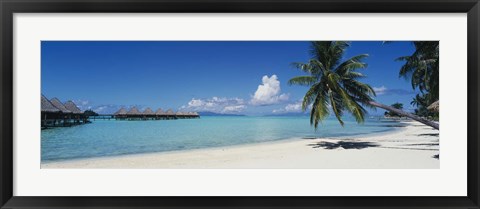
[[309, 140, 379, 150], [418, 133, 439, 137]]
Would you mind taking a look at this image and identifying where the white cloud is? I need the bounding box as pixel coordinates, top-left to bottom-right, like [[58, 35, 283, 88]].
[[273, 100, 309, 114], [373, 86, 388, 95], [94, 106, 107, 112], [181, 97, 246, 113], [373, 86, 415, 96], [188, 99, 204, 107], [285, 102, 302, 112], [72, 99, 91, 110], [223, 105, 247, 113], [250, 74, 289, 106]]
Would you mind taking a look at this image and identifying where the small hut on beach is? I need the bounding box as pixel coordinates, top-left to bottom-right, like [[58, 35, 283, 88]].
[[427, 100, 439, 112]]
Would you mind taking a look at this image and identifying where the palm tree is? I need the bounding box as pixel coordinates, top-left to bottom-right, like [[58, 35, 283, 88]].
[[289, 41, 439, 130], [396, 41, 439, 105], [391, 102, 403, 110], [410, 93, 438, 120], [410, 94, 423, 107], [385, 103, 403, 117]]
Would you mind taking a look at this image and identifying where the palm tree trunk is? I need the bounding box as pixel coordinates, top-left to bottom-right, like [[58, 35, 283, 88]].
[[368, 101, 439, 130]]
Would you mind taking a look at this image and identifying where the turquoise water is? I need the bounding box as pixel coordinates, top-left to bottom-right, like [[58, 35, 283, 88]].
[[41, 116, 401, 162]]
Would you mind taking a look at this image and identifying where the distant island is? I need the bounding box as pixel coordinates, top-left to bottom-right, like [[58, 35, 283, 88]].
[[198, 111, 246, 116]]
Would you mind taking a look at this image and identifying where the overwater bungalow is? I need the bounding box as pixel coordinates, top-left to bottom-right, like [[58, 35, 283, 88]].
[[127, 107, 141, 115], [189, 112, 200, 118], [176, 111, 184, 119], [41, 95, 62, 127], [176, 111, 199, 119], [114, 107, 128, 120], [124, 107, 142, 120], [143, 108, 155, 120], [113, 107, 199, 120], [165, 109, 176, 120], [64, 100, 88, 124], [41, 95, 88, 128], [173, 110, 200, 119], [49, 98, 73, 127], [155, 108, 165, 120], [50, 98, 72, 114]]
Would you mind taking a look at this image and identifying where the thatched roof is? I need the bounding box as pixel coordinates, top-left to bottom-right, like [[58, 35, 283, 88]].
[[155, 108, 164, 115], [176, 111, 184, 116], [143, 107, 154, 115], [114, 107, 127, 115], [127, 107, 141, 115], [64, 101, 83, 114], [50, 98, 72, 113], [427, 100, 439, 112], [41, 95, 61, 113], [165, 109, 175, 115]]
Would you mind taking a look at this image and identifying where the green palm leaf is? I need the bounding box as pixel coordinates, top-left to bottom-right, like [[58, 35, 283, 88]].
[[289, 41, 375, 129]]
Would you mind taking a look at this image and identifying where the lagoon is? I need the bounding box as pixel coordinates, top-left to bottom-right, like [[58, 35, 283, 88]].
[[41, 116, 399, 162]]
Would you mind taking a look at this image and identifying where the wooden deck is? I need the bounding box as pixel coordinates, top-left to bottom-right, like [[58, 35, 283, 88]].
[[41, 113, 89, 128], [114, 114, 199, 120], [88, 114, 200, 120]]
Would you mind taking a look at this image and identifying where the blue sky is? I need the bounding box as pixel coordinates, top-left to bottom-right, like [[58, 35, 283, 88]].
[[41, 41, 418, 116]]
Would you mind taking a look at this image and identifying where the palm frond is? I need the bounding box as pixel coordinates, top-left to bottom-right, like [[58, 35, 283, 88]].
[[288, 76, 317, 86], [328, 90, 344, 126]]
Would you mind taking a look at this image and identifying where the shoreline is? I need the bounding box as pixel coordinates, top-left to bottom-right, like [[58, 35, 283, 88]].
[[42, 121, 439, 169], [41, 123, 403, 164]]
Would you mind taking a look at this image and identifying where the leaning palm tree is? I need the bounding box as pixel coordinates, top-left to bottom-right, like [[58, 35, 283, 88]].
[[396, 41, 439, 105], [289, 41, 439, 130]]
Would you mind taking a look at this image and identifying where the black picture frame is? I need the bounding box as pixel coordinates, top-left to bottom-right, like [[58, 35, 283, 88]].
[[1, 0, 479, 208]]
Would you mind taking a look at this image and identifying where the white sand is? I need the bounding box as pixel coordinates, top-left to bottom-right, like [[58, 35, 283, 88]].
[[42, 121, 439, 169]]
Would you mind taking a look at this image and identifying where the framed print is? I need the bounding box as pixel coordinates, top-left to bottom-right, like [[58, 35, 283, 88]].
[[1, 0, 479, 208]]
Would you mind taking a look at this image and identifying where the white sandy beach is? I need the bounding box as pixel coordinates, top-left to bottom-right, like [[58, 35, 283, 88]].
[[42, 121, 439, 169]]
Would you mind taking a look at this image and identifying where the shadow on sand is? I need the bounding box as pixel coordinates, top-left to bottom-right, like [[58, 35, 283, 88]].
[[418, 133, 439, 137], [308, 140, 379, 150]]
